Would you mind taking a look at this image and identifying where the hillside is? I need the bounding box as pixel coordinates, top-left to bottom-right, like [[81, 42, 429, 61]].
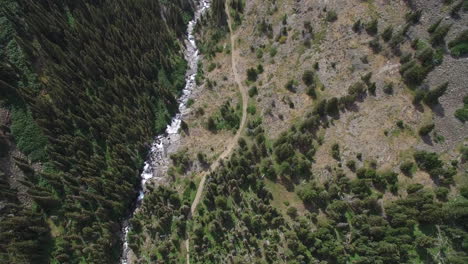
[[1, 0, 468, 264]]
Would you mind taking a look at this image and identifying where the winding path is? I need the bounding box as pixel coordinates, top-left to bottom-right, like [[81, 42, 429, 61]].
[[185, 2, 247, 263]]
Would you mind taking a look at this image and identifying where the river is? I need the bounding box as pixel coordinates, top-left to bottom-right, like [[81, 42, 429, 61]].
[[120, 0, 211, 263]]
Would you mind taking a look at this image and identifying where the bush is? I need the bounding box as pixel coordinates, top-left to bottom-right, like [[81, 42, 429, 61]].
[[413, 90, 426, 105], [427, 18, 442, 34], [248, 86, 258, 97], [346, 160, 356, 171], [401, 62, 427, 86], [287, 207, 298, 218], [368, 83, 376, 95], [455, 107, 468, 122], [435, 187, 449, 200], [331, 143, 340, 160], [369, 38, 381, 53], [285, 80, 297, 92], [326, 97, 339, 115], [448, 30, 468, 57], [400, 161, 414, 175], [419, 123, 435, 136], [413, 151, 443, 171], [306, 87, 316, 98], [405, 10, 422, 24], [423, 82, 448, 106], [352, 19, 361, 32], [302, 70, 314, 86], [430, 24, 451, 46], [365, 19, 378, 35], [247, 68, 258, 81], [383, 82, 394, 95], [460, 185, 468, 199], [348, 81, 366, 96], [407, 183, 424, 194], [326, 11, 338, 22], [382, 26, 393, 42]]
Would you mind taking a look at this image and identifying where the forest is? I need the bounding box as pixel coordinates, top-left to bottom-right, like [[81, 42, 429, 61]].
[[1, 0, 194, 263]]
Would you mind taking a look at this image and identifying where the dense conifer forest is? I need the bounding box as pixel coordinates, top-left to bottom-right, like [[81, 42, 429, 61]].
[[1, 0, 194, 263]]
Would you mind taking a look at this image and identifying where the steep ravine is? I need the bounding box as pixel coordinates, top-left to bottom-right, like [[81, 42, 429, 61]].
[[120, 1, 211, 263]]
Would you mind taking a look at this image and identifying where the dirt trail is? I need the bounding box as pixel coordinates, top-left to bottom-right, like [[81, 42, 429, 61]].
[[185, 2, 248, 263]]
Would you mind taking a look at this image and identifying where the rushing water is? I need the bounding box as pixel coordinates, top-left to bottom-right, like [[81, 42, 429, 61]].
[[120, 1, 211, 263]]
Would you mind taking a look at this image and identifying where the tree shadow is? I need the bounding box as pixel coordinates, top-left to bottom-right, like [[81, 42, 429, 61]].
[[421, 135, 434, 146], [430, 104, 445, 117]]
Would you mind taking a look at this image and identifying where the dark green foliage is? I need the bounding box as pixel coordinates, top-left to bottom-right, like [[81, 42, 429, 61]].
[[368, 82, 377, 95], [285, 80, 297, 92], [369, 38, 382, 53], [326, 10, 338, 22], [419, 123, 435, 136], [414, 151, 443, 172], [346, 160, 356, 171], [435, 187, 449, 200], [365, 19, 379, 35], [383, 82, 394, 95], [210, 100, 241, 131], [424, 82, 448, 106], [382, 25, 393, 42], [302, 70, 314, 86], [248, 86, 258, 97], [405, 10, 422, 24], [400, 161, 414, 176], [448, 30, 468, 57], [331, 143, 340, 160], [2, 0, 195, 262], [454, 95, 468, 122], [450, 0, 464, 17], [430, 23, 452, 46], [352, 19, 362, 32], [428, 18, 442, 34], [326, 97, 339, 115], [247, 67, 258, 81]]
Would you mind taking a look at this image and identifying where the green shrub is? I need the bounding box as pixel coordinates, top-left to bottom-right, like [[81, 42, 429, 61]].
[[10, 107, 47, 162], [419, 123, 435, 136], [247, 68, 258, 81], [448, 30, 468, 57], [248, 86, 258, 97], [423, 82, 448, 106], [326, 11, 338, 22], [413, 151, 443, 171], [400, 161, 414, 175], [306, 86, 317, 98], [368, 83, 376, 95], [407, 183, 424, 194], [430, 23, 452, 46], [383, 82, 394, 95], [401, 61, 428, 86], [348, 81, 366, 96], [326, 97, 339, 115], [413, 90, 426, 105], [427, 18, 442, 34], [405, 10, 422, 24], [382, 25, 393, 42], [302, 70, 314, 86], [435, 187, 449, 200], [365, 19, 379, 35], [346, 160, 356, 171], [352, 19, 361, 32], [285, 80, 297, 92], [369, 38, 381, 53], [331, 143, 340, 160]]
